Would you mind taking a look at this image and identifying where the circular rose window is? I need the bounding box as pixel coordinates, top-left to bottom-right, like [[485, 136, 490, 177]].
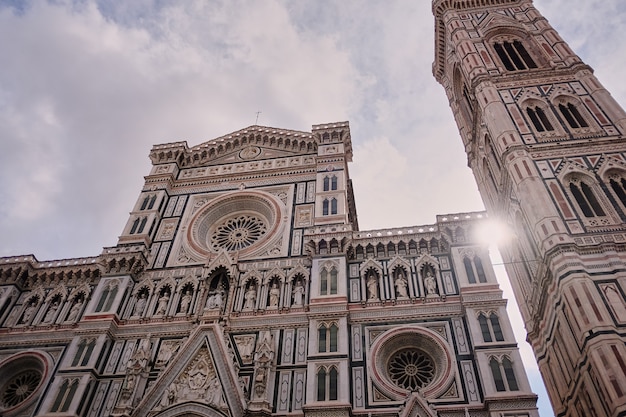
[[369, 327, 455, 400], [188, 191, 283, 257], [0, 352, 50, 416]]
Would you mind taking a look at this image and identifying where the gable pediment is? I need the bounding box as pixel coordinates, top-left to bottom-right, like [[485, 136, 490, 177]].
[[150, 125, 317, 168]]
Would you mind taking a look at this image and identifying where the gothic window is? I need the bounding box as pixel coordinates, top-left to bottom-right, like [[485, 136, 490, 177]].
[[140, 196, 150, 210], [318, 322, 339, 353], [475, 256, 487, 283], [323, 175, 338, 191], [609, 174, 626, 208], [569, 179, 605, 218], [526, 106, 554, 132], [464, 257, 476, 284], [489, 356, 519, 392], [331, 198, 338, 215], [322, 199, 329, 216], [50, 379, 79, 412], [95, 281, 118, 313], [559, 102, 589, 129], [320, 266, 338, 296], [147, 194, 157, 209], [494, 40, 537, 71], [464, 255, 486, 284], [130, 218, 140, 234], [478, 313, 505, 342], [316, 366, 338, 401], [71, 339, 96, 367], [138, 217, 148, 234]]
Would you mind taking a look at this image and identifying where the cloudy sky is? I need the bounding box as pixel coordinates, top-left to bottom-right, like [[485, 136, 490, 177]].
[[1, 0, 625, 415]]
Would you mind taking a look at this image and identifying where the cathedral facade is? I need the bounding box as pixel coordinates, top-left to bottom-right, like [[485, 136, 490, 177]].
[[0, 121, 538, 416], [433, 0, 626, 416]]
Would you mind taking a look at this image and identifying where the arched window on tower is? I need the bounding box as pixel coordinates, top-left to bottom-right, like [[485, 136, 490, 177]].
[[559, 102, 589, 129], [72, 338, 96, 367], [322, 199, 329, 216], [568, 178, 605, 218], [51, 378, 79, 412], [320, 265, 338, 296], [317, 366, 339, 401], [478, 312, 505, 342], [95, 281, 119, 313], [608, 173, 626, 209], [526, 106, 554, 132], [330, 198, 338, 215], [318, 322, 339, 353], [464, 255, 487, 284], [147, 194, 157, 209], [494, 40, 537, 71], [489, 356, 520, 392]]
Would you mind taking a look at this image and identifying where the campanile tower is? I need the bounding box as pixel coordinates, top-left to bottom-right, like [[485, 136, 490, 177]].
[[433, 1, 626, 416]]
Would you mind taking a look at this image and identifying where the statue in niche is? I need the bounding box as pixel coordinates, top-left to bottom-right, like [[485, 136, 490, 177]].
[[66, 297, 83, 322], [395, 269, 409, 299], [292, 280, 304, 306], [268, 283, 280, 307], [244, 284, 257, 310], [42, 300, 59, 324], [20, 300, 37, 324], [156, 291, 170, 315], [367, 272, 378, 300], [240, 335, 255, 360], [179, 289, 192, 314], [133, 292, 147, 316], [205, 285, 224, 310], [119, 337, 151, 408], [253, 332, 274, 399], [160, 382, 178, 408], [424, 270, 438, 295]]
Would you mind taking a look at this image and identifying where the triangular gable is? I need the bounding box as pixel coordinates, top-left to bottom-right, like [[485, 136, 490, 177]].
[[133, 325, 245, 417], [399, 392, 438, 417]]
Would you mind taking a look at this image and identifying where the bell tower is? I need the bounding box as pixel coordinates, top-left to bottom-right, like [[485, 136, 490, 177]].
[[433, 1, 626, 416]]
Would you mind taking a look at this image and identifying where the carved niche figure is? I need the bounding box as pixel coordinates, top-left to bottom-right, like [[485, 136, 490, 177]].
[[367, 271, 379, 300], [252, 332, 275, 400], [394, 269, 409, 299], [205, 285, 225, 310], [66, 297, 84, 322], [20, 299, 37, 324], [133, 292, 147, 317], [179, 290, 192, 314], [156, 340, 182, 368], [292, 280, 304, 306], [424, 270, 438, 295], [118, 337, 152, 408], [42, 300, 59, 324], [156, 291, 170, 315], [268, 282, 280, 308], [244, 284, 257, 310]]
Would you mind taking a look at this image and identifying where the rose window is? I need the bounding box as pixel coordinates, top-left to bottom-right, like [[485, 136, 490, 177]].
[[210, 215, 268, 252], [388, 349, 435, 390], [1, 370, 42, 408]]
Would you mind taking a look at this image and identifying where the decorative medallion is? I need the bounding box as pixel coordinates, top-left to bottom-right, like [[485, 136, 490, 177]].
[[388, 348, 435, 390], [239, 146, 262, 160], [210, 215, 267, 251], [1, 370, 41, 407]]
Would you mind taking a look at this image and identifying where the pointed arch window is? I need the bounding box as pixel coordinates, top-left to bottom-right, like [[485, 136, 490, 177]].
[[323, 175, 338, 191], [318, 322, 339, 353], [147, 195, 157, 209], [71, 338, 96, 367], [478, 313, 505, 342], [140, 196, 150, 210], [51, 378, 79, 412], [317, 366, 339, 401], [526, 106, 554, 132], [330, 198, 338, 215], [494, 40, 537, 71], [464, 255, 487, 284], [320, 266, 338, 295], [130, 218, 140, 234], [322, 199, 329, 216], [609, 175, 626, 208], [95, 282, 118, 313], [559, 103, 589, 129], [489, 356, 519, 392], [569, 179, 605, 217]]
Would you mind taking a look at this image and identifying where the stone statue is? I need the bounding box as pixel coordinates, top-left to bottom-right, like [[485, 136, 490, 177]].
[[20, 300, 37, 324], [42, 300, 59, 324], [367, 273, 378, 300], [156, 291, 170, 315], [179, 290, 192, 314], [424, 270, 437, 295], [133, 292, 147, 316], [244, 285, 257, 310], [292, 280, 304, 306], [268, 283, 280, 307], [66, 298, 83, 322], [395, 270, 409, 299]]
